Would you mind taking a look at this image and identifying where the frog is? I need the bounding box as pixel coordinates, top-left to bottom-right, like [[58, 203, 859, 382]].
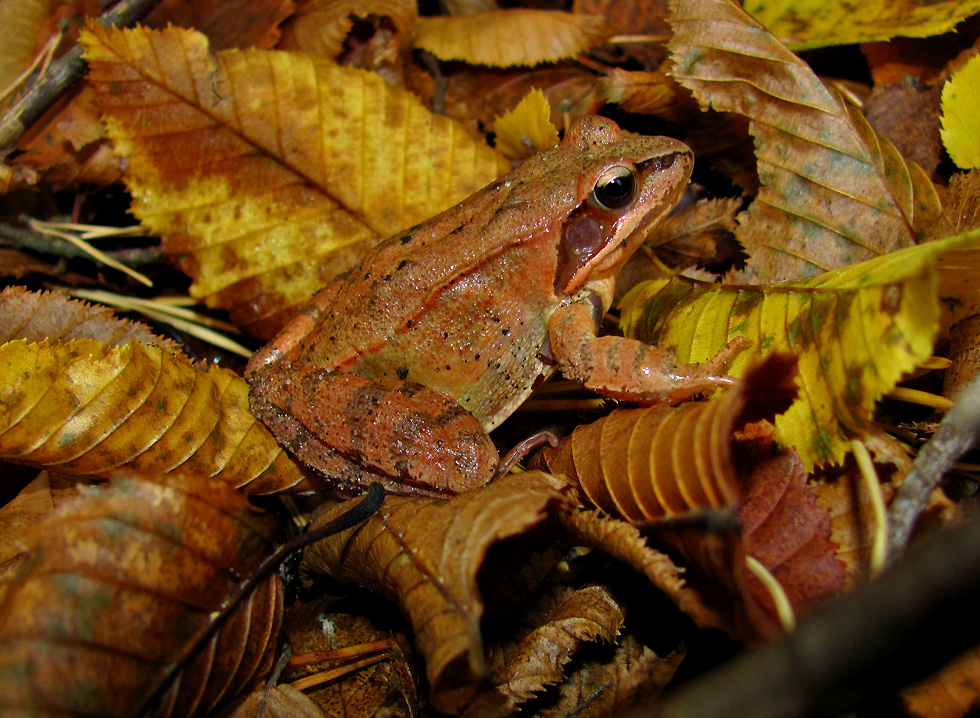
[[246, 116, 747, 497]]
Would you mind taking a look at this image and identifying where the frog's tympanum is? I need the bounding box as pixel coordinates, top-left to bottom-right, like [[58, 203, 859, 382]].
[[246, 116, 745, 497]]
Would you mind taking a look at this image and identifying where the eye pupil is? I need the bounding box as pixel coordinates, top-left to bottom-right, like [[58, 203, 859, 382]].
[[592, 167, 636, 210]]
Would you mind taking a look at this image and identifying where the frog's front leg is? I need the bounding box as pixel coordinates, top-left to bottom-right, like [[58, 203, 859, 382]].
[[549, 295, 749, 403], [248, 366, 498, 497]]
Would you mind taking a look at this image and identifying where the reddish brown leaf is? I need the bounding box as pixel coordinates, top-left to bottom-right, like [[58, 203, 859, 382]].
[[0, 474, 283, 717]]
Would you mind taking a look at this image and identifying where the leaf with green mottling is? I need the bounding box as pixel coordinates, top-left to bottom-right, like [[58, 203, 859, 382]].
[[668, 0, 942, 284], [744, 0, 980, 50], [0, 474, 283, 717], [620, 230, 980, 469]]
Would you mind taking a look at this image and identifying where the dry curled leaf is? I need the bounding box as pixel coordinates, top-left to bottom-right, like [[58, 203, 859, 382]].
[[464, 584, 625, 716], [301, 471, 566, 715], [669, 0, 942, 283], [621, 230, 980, 468], [0, 473, 283, 717], [0, 338, 315, 494], [551, 500, 728, 632], [534, 634, 684, 717], [414, 10, 611, 67], [80, 23, 508, 339]]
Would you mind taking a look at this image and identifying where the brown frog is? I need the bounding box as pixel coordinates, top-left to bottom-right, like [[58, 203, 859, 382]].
[[246, 116, 746, 497]]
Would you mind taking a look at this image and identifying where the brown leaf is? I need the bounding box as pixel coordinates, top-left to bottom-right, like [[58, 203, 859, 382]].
[[864, 82, 944, 180], [934, 170, 980, 238], [539, 354, 797, 522], [903, 645, 980, 717], [301, 471, 566, 715], [575, 0, 670, 66], [278, 0, 417, 61], [0, 338, 316, 494], [0, 473, 283, 717], [443, 66, 603, 138], [668, 0, 942, 282], [552, 500, 728, 632], [224, 685, 329, 718], [465, 584, 625, 715], [0, 286, 182, 353], [146, 0, 295, 50], [0, 473, 52, 594], [415, 10, 612, 67], [534, 634, 684, 717], [615, 196, 742, 300]]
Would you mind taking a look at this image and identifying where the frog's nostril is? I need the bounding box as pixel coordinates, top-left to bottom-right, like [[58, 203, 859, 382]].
[[660, 153, 676, 169]]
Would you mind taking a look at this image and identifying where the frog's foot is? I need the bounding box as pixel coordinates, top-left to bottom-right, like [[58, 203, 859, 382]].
[[494, 431, 560, 481]]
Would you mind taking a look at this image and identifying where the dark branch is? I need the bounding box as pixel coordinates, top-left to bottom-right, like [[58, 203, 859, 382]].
[[0, 0, 166, 157], [636, 511, 980, 718]]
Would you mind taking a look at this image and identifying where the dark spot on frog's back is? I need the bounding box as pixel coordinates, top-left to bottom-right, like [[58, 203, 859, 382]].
[[397, 366, 409, 380], [399, 235, 413, 244]]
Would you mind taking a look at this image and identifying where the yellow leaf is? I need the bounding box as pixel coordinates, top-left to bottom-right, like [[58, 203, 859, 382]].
[[492, 88, 560, 160], [414, 10, 611, 67], [79, 24, 509, 339], [744, 0, 980, 50], [620, 230, 980, 469], [941, 54, 980, 170], [668, 0, 942, 283], [0, 339, 313, 494]]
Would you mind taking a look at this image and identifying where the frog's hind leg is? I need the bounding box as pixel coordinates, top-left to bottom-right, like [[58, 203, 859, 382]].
[[249, 368, 498, 497]]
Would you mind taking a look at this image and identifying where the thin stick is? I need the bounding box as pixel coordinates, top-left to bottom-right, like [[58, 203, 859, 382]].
[[887, 372, 980, 566], [289, 653, 389, 691], [289, 640, 391, 668], [0, 0, 166, 156]]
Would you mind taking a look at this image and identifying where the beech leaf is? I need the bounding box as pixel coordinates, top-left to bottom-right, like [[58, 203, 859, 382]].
[[0, 286, 183, 353], [621, 230, 980, 468], [80, 23, 509, 339], [744, 0, 980, 50], [493, 88, 560, 160], [941, 54, 980, 171], [301, 471, 566, 715], [414, 10, 612, 67], [0, 474, 283, 717], [668, 0, 942, 283], [0, 338, 315, 494]]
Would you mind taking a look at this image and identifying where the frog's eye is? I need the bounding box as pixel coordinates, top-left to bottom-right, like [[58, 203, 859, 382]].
[[590, 165, 636, 211]]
